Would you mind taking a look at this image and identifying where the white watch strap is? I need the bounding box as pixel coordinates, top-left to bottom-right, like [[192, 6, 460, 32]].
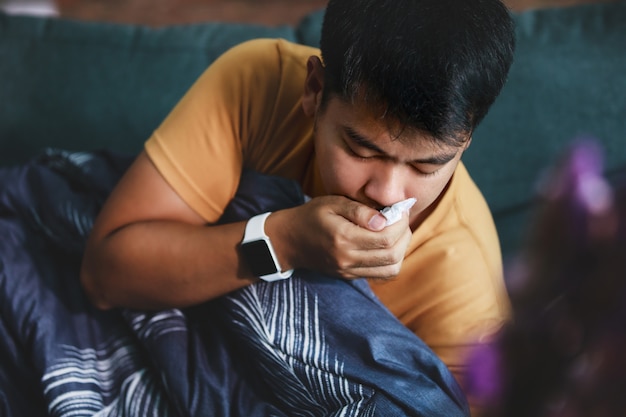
[[243, 212, 293, 282]]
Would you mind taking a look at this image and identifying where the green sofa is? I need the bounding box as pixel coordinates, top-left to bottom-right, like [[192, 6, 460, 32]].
[[1, 2, 625, 260]]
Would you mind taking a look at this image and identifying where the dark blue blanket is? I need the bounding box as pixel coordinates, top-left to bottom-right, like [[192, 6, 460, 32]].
[[0, 149, 469, 416]]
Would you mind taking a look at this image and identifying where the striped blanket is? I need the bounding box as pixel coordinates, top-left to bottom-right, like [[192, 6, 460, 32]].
[[0, 149, 468, 416]]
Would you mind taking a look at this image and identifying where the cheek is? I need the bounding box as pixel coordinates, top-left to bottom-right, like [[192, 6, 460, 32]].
[[411, 184, 441, 210], [407, 170, 456, 213], [317, 143, 365, 195]]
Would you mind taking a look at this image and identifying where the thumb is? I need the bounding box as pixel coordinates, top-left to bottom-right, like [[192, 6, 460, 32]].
[[367, 212, 387, 231], [334, 197, 387, 231]]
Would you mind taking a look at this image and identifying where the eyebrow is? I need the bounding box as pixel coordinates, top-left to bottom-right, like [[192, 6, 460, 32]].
[[344, 127, 459, 166]]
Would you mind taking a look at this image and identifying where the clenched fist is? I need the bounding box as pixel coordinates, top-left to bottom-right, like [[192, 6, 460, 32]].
[[265, 195, 414, 280]]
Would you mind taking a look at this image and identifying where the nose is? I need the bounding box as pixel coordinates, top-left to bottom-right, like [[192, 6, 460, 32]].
[[363, 162, 408, 209]]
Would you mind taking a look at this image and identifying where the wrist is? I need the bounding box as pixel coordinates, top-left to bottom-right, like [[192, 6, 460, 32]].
[[263, 210, 297, 272], [240, 211, 293, 282]]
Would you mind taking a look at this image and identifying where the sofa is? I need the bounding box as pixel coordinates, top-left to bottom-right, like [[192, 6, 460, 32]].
[[1, 3, 625, 415], [1, 1, 625, 259]]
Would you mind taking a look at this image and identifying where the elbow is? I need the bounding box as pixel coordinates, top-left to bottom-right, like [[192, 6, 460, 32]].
[[80, 256, 115, 311]]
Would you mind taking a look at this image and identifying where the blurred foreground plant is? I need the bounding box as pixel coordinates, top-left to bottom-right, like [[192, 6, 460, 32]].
[[466, 140, 626, 417]]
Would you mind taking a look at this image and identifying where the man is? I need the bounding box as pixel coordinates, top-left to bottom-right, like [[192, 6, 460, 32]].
[[81, 0, 515, 410]]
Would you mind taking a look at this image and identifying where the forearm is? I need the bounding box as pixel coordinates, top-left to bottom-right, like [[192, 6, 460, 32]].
[[80, 219, 256, 310]]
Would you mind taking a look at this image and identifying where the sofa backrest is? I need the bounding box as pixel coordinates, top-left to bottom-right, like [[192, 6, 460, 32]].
[[1, 2, 625, 258], [466, 2, 626, 257], [0, 14, 301, 164]]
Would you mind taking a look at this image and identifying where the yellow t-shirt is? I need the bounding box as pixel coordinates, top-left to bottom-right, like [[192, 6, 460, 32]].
[[145, 38, 511, 387]]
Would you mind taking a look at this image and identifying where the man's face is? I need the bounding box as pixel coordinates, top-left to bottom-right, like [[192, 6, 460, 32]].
[[311, 95, 467, 229], [301, 56, 468, 229]]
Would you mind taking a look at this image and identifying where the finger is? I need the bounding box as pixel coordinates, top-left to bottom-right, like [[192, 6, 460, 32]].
[[333, 199, 387, 232], [339, 229, 412, 277], [341, 261, 404, 281], [354, 214, 411, 250], [350, 247, 404, 269]]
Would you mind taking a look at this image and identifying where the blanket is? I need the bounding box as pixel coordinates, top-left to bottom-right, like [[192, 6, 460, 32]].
[[0, 149, 469, 416]]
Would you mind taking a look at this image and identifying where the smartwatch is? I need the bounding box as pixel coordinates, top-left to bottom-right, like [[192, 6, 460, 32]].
[[240, 212, 293, 282]]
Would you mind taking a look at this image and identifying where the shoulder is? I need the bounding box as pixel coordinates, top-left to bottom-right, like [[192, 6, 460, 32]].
[[420, 162, 501, 270], [447, 163, 502, 277], [413, 163, 500, 265], [203, 38, 319, 113], [216, 38, 319, 76]]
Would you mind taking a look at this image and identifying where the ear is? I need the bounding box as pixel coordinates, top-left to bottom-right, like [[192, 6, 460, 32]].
[[302, 56, 325, 118]]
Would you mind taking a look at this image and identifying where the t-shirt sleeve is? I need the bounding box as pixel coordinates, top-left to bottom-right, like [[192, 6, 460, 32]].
[[144, 39, 286, 223]]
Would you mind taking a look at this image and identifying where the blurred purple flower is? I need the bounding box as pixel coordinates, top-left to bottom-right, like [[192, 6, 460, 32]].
[[569, 140, 613, 215], [466, 139, 626, 416], [464, 341, 503, 407]]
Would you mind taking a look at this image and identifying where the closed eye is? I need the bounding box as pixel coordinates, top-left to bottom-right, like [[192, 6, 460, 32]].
[[343, 128, 387, 161], [344, 142, 375, 161], [411, 165, 441, 177], [342, 126, 457, 177]]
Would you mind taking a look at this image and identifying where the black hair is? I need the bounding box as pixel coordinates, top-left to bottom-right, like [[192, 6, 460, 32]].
[[319, 0, 516, 146]]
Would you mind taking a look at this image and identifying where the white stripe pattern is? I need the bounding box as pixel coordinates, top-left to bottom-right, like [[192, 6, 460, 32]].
[[41, 336, 172, 417], [226, 278, 376, 416], [126, 309, 187, 340]]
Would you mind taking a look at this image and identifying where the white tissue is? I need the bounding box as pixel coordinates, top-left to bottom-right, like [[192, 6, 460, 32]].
[[379, 198, 417, 226]]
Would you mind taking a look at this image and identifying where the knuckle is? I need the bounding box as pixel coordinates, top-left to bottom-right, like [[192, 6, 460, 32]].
[[380, 252, 402, 270], [347, 200, 373, 227], [336, 257, 352, 272], [368, 264, 401, 281], [331, 227, 349, 250], [335, 257, 349, 273], [380, 255, 402, 276], [374, 266, 400, 281], [389, 262, 402, 276], [378, 235, 393, 249], [389, 251, 404, 266]]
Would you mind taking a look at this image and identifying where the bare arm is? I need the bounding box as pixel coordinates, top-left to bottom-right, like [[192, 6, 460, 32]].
[[80, 151, 257, 310], [81, 151, 412, 311]]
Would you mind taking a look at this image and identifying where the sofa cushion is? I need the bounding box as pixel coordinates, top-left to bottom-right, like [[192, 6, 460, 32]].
[[0, 13, 299, 166]]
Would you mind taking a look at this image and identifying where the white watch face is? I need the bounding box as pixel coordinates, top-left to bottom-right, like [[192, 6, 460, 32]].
[[240, 239, 279, 277]]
